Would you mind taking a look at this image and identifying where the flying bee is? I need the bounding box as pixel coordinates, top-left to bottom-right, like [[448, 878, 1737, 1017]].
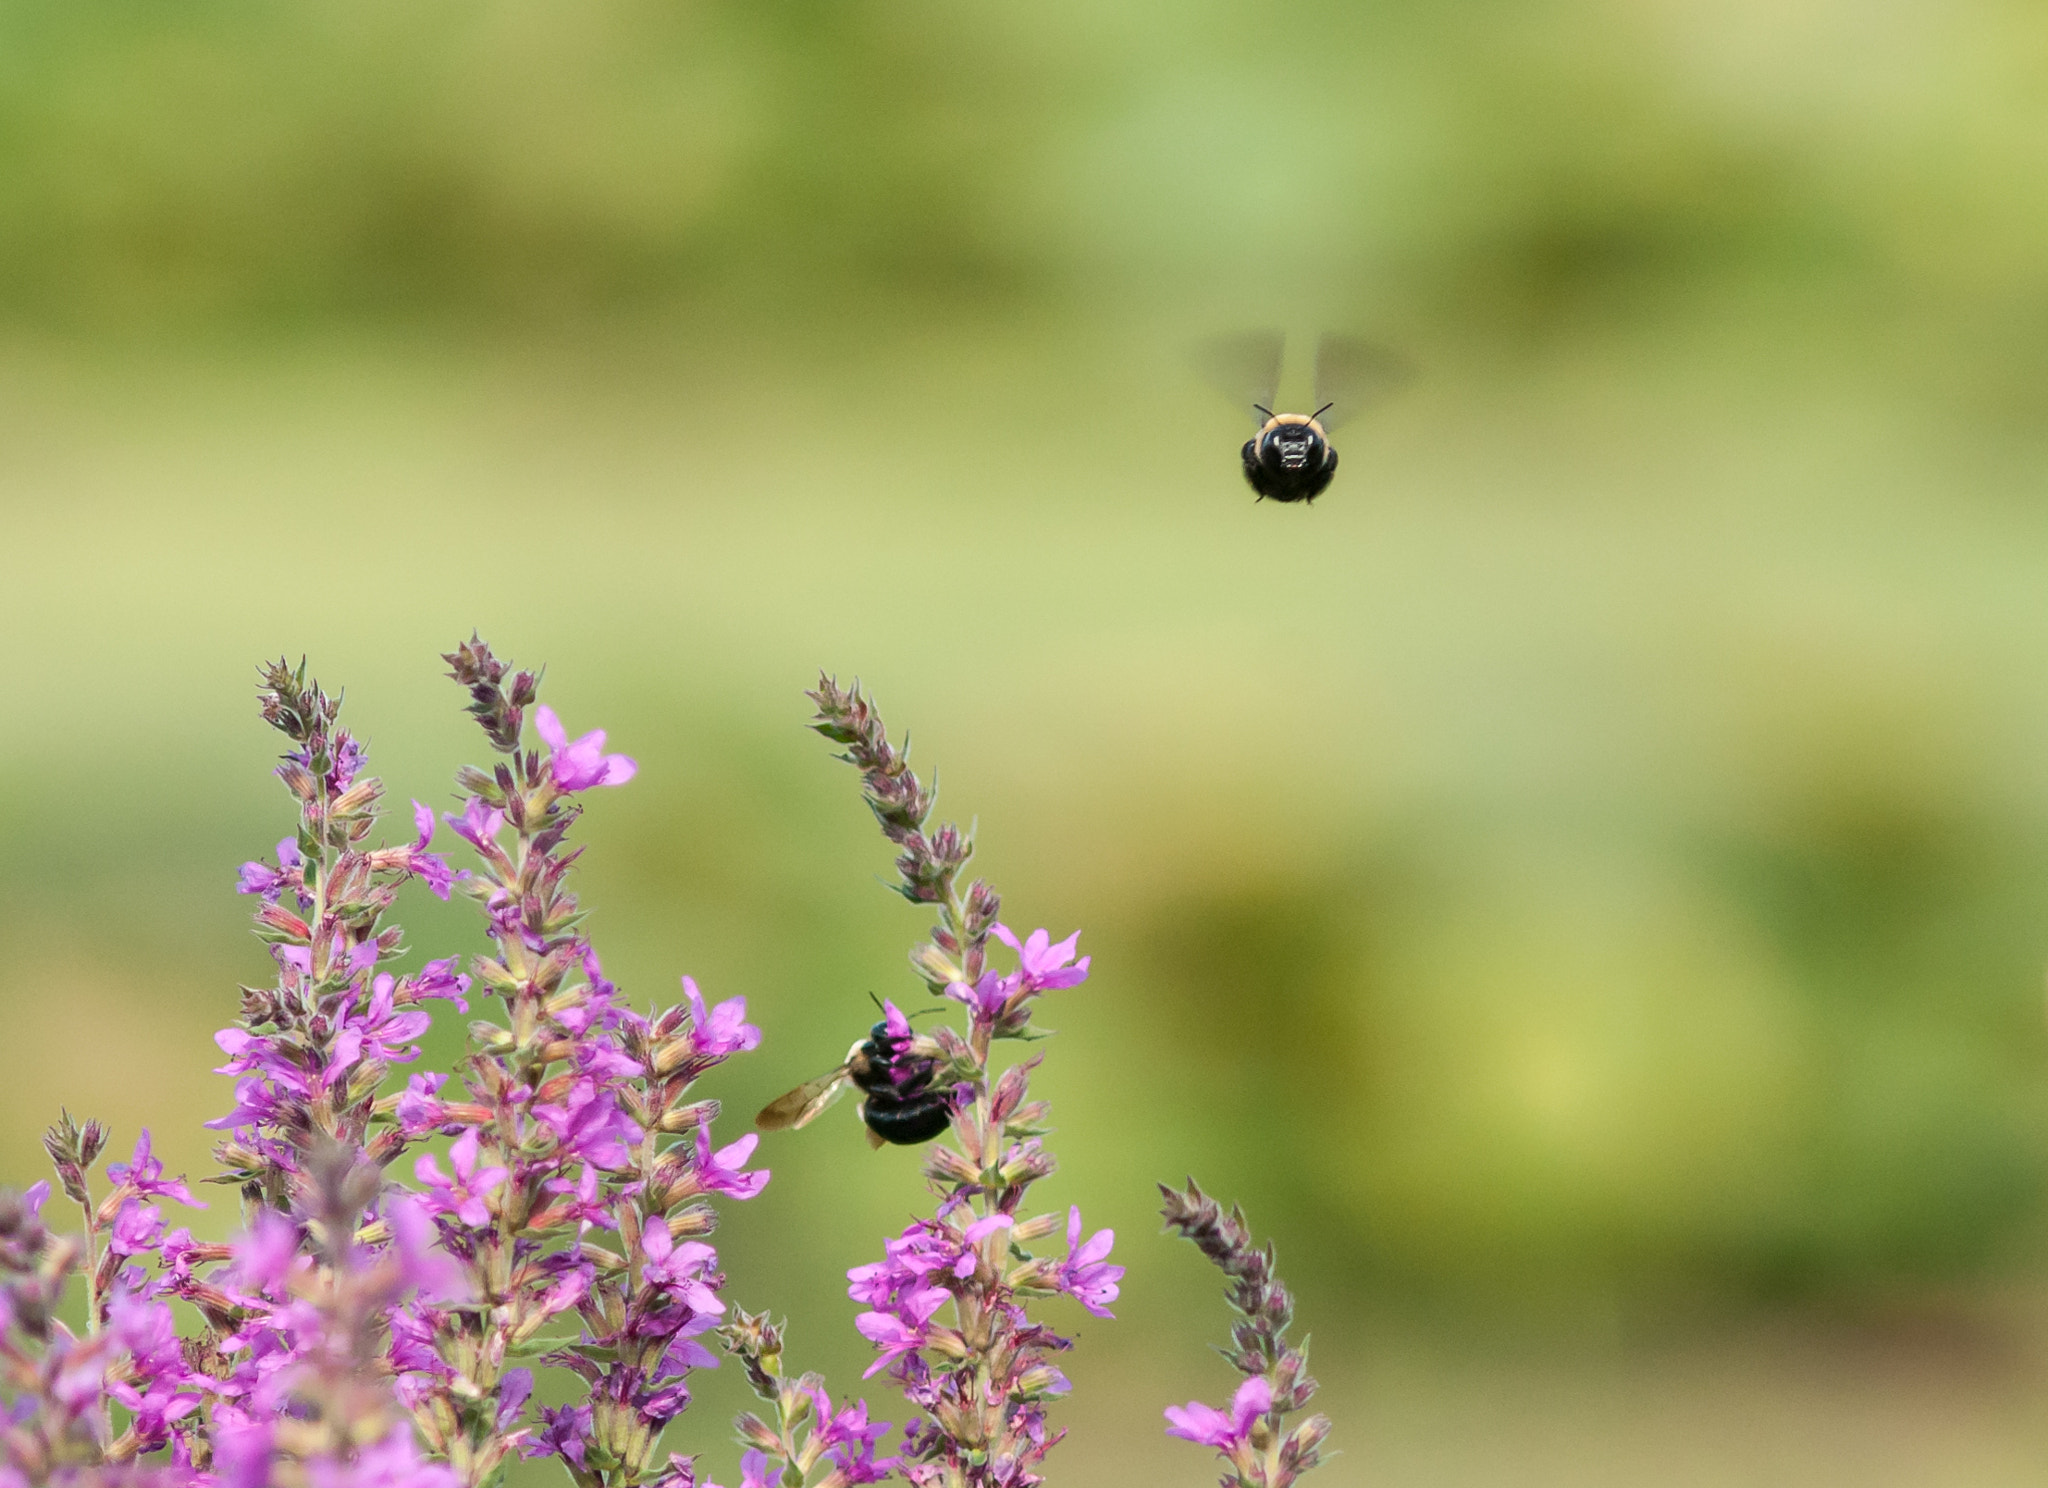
[[755, 1003, 955, 1148], [1198, 331, 1413, 505]]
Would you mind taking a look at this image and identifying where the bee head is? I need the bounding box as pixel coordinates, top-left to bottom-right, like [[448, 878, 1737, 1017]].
[[1258, 410, 1330, 472]]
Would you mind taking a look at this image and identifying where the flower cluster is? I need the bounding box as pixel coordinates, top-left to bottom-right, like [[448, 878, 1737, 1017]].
[[394, 637, 774, 1488], [807, 679, 1118, 1488], [722, 1307, 898, 1488], [0, 645, 1331, 1488], [204, 1141, 464, 1488], [1, 1121, 456, 1487], [0, 1174, 117, 1483], [214, 658, 462, 1213], [1159, 1182, 1330, 1488], [16, 1112, 215, 1475]]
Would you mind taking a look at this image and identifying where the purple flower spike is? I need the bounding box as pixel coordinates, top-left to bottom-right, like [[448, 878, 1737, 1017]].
[[1160, 1181, 1334, 1488], [809, 677, 1118, 1488], [535, 705, 637, 791]]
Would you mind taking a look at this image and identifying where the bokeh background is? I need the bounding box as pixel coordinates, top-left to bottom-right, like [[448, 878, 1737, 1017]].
[[8, 0, 2048, 1481]]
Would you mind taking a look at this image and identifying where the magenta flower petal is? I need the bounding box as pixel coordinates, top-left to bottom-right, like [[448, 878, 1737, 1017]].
[[1164, 1400, 1234, 1446], [535, 705, 637, 792]]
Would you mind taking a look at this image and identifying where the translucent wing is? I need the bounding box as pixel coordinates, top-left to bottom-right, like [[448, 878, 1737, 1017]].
[[1195, 330, 1286, 425], [755, 1066, 854, 1131], [1313, 335, 1415, 430]]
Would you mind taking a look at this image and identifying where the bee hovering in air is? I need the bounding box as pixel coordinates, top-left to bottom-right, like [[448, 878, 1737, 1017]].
[[1198, 331, 1412, 505], [755, 1002, 955, 1148]]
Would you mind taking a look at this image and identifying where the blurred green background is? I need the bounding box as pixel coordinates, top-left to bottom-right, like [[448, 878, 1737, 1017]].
[[8, 0, 2048, 1481]]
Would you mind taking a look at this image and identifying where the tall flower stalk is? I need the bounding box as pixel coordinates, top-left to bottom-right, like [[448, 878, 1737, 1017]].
[[394, 638, 769, 1488], [808, 678, 1117, 1488], [213, 659, 461, 1214], [1159, 1183, 1330, 1488]]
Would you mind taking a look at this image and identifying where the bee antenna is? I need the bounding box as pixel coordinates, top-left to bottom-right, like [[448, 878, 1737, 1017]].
[[1311, 402, 1335, 420], [867, 992, 942, 1023], [1252, 403, 1274, 419]]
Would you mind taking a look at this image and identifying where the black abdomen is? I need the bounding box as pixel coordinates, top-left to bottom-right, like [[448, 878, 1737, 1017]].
[[862, 1089, 955, 1145]]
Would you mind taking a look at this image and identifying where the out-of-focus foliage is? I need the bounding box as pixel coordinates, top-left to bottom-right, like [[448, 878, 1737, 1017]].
[[8, 3, 2048, 1480]]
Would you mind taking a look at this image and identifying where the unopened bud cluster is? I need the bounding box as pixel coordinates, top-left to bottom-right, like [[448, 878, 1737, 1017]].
[[808, 677, 1001, 993]]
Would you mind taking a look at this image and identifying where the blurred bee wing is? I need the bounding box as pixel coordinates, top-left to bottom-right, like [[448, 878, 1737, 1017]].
[[755, 1067, 853, 1131], [1313, 335, 1415, 430], [863, 1122, 887, 1151], [1194, 330, 1286, 425]]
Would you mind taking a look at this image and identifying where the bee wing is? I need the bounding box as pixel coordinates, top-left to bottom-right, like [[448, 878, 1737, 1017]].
[[1313, 335, 1415, 430], [1194, 330, 1286, 425], [755, 1066, 854, 1131], [863, 1121, 887, 1151]]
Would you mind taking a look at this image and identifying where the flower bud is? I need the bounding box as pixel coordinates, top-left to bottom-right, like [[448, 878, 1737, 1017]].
[[472, 959, 521, 995], [666, 1203, 718, 1238], [912, 943, 964, 988], [996, 1144, 1056, 1186], [1010, 1211, 1060, 1243], [468, 1021, 516, 1054], [1003, 1259, 1056, 1293], [1012, 1365, 1070, 1397], [650, 1037, 695, 1076], [1286, 1413, 1332, 1459], [922, 1147, 979, 1186], [253, 904, 312, 942], [989, 1061, 1034, 1123], [658, 1099, 720, 1134]]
